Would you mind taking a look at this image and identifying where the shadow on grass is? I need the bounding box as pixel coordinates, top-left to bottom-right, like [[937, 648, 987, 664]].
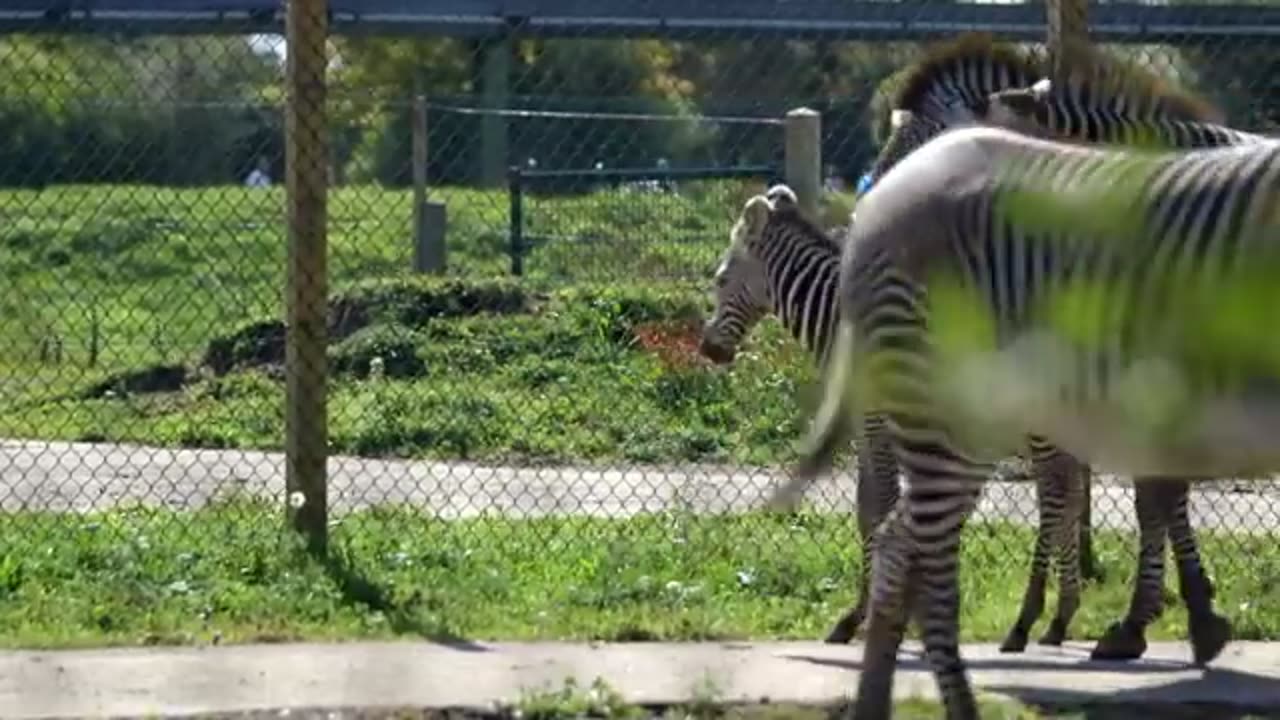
[[320, 546, 489, 653]]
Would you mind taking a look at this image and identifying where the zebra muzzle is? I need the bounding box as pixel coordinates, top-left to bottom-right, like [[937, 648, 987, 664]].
[[697, 336, 736, 365]]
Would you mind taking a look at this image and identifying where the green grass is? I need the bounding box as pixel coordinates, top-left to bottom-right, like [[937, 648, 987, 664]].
[[0, 181, 850, 466], [1, 497, 1278, 649], [0, 181, 762, 370]]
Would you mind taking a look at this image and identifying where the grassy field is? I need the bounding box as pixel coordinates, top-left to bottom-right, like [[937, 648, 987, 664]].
[[0, 181, 854, 466], [3, 181, 1280, 655], [1, 497, 1278, 649]]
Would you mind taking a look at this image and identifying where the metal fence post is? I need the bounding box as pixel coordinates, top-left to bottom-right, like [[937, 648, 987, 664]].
[[412, 95, 447, 274], [284, 0, 330, 556], [784, 107, 821, 220], [1046, 0, 1098, 582]]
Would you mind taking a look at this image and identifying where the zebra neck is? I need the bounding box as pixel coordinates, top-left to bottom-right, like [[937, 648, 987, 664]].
[[758, 239, 841, 367]]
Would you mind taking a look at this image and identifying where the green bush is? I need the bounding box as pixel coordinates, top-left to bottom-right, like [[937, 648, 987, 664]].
[[329, 323, 427, 379]]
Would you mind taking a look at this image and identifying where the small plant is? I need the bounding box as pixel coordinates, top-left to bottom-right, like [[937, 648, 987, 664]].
[[510, 676, 645, 720]]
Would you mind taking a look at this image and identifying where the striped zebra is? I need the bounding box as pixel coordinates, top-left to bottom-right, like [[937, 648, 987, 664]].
[[981, 74, 1270, 660], [850, 34, 1263, 661], [699, 184, 903, 644], [777, 117, 1280, 720]]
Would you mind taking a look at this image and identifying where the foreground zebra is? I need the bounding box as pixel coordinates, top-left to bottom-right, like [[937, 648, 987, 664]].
[[852, 33, 1267, 661], [772, 118, 1280, 719], [701, 183, 1222, 662], [706, 33, 1247, 660]]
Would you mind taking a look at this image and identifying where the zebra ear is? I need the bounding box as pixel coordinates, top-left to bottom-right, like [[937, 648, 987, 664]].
[[990, 86, 1042, 119], [741, 194, 773, 237], [765, 184, 799, 213]]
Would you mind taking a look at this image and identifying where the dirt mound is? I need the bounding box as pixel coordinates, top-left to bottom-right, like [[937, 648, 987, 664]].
[[201, 279, 533, 376], [82, 364, 188, 398]]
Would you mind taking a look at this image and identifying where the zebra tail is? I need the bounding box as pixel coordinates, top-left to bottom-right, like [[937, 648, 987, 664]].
[[768, 318, 859, 512]]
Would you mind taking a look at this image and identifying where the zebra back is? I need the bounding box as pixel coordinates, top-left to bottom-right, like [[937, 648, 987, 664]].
[[983, 78, 1271, 150], [865, 34, 1233, 186]]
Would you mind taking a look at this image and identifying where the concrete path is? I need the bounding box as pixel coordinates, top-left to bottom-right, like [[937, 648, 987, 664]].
[[3, 438, 1280, 533], [4, 640, 1280, 718]]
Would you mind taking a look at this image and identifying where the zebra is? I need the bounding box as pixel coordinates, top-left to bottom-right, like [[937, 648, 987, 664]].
[[850, 33, 1261, 661], [981, 75, 1271, 659], [774, 119, 1280, 720], [699, 184, 903, 646], [698, 182, 1091, 649]]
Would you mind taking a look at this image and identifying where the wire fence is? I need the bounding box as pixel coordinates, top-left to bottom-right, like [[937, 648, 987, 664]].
[[2, 0, 1280, 647]]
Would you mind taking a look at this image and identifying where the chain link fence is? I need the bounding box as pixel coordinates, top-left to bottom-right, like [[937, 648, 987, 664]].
[[1, 0, 1280, 646]]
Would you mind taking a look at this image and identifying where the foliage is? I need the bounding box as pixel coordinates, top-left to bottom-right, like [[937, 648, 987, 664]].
[[0, 181, 837, 466], [0, 35, 279, 187], [6, 33, 941, 189], [0, 498, 1275, 649]]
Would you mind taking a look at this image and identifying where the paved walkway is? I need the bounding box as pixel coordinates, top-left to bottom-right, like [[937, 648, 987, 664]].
[[3, 438, 1280, 533], [4, 640, 1280, 717]]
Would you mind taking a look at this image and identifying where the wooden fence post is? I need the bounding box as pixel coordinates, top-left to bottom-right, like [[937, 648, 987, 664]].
[[784, 107, 822, 220], [1047, 0, 1090, 75], [284, 0, 329, 556], [1046, 0, 1099, 582]]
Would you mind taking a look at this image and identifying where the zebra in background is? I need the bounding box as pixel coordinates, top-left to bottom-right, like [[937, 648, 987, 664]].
[[778, 113, 1280, 720], [699, 184, 903, 645], [844, 32, 1262, 661]]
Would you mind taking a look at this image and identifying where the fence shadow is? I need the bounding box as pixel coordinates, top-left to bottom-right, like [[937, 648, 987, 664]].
[[321, 548, 490, 652]]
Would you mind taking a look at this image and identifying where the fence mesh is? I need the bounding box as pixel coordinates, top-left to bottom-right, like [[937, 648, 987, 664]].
[[2, 2, 1280, 647]]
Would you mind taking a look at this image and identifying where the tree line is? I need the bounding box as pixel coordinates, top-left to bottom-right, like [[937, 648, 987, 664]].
[[1, 34, 1273, 189]]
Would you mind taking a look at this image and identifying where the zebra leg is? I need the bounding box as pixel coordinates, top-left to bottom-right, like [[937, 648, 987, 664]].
[[1091, 478, 1173, 661], [889, 461, 984, 720], [1041, 453, 1084, 646], [1000, 442, 1083, 651], [828, 414, 899, 644], [1079, 472, 1103, 582], [999, 472, 1053, 653], [849, 501, 915, 720], [1164, 480, 1231, 666]]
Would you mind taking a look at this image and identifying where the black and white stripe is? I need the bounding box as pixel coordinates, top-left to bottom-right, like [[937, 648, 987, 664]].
[[798, 127, 1280, 720], [858, 48, 1271, 661]]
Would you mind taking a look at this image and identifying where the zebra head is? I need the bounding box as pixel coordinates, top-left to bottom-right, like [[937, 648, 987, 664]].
[[981, 78, 1056, 138], [698, 185, 798, 365], [863, 33, 1041, 188]]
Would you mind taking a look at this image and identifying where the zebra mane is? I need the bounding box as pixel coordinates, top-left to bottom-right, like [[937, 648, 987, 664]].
[[1052, 38, 1225, 124], [890, 34, 1224, 126], [891, 33, 1040, 114]]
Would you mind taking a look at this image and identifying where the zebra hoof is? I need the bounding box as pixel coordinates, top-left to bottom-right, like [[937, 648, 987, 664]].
[[999, 629, 1029, 653], [824, 614, 863, 644], [1189, 612, 1232, 667], [1038, 621, 1067, 647], [1090, 621, 1147, 661]]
